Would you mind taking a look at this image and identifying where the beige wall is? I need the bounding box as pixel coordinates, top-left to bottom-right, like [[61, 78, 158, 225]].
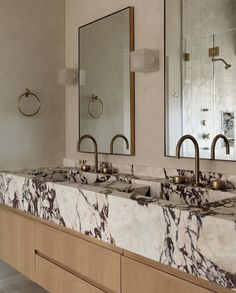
[[0, 0, 65, 169], [65, 0, 236, 174]]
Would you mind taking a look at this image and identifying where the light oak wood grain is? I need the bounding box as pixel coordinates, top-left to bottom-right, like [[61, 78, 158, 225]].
[[123, 250, 233, 293], [122, 256, 222, 293], [0, 209, 35, 281], [35, 222, 121, 293], [35, 255, 104, 293]]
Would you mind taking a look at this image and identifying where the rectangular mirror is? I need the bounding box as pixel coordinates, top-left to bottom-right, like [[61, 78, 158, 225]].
[[79, 7, 135, 155], [165, 0, 236, 161]]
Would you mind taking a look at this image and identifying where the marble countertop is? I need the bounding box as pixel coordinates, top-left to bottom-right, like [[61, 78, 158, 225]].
[[0, 167, 236, 290]]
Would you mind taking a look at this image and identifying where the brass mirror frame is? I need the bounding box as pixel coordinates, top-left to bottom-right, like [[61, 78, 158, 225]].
[[164, 0, 182, 160], [78, 7, 135, 156]]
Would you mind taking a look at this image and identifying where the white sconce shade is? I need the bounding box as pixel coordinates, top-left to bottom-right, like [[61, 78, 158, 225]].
[[57, 68, 77, 86], [131, 48, 159, 73]]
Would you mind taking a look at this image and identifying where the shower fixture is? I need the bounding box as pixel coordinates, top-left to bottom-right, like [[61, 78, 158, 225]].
[[212, 57, 232, 70]]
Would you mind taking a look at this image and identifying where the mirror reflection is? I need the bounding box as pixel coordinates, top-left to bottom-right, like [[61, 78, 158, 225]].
[[165, 0, 236, 160], [79, 7, 135, 155]]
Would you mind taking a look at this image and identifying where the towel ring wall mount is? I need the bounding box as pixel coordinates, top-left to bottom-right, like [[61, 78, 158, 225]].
[[17, 88, 41, 117], [88, 94, 104, 119]]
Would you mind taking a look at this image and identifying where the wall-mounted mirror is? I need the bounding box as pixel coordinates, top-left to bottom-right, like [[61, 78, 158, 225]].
[[165, 0, 236, 161], [79, 7, 135, 155]]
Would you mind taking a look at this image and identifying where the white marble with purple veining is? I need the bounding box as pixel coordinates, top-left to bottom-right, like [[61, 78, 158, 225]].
[[0, 167, 236, 290]]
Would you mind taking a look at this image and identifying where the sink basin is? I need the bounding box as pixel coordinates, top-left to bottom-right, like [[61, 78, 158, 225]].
[[27, 168, 69, 182], [91, 181, 150, 196], [25, 168, 151, 197], [161, 182, 236, 206], [26, 168, 117, 184]]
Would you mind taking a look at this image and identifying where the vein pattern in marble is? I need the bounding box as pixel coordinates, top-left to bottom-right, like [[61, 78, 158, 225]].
[[0, 169, 236, 290], [161, 182, 236, 206]]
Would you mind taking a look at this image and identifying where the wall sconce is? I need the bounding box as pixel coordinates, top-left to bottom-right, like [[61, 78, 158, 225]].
[[131, 48, 159, 73], [57, 68, 77, 86]]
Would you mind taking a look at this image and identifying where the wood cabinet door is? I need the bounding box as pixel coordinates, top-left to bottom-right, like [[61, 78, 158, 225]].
[[35, 223, 121, 293], [122, 257, 214, 293], [0, 208, 35, 280], [35, 255, 105, 293]]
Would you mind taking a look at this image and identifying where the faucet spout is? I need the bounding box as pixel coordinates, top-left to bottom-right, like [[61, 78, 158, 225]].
[[110, 134, 129, 154], [176, 135, 200, 186], [77, 135, 98, 173], [211, 134, 230, 160]]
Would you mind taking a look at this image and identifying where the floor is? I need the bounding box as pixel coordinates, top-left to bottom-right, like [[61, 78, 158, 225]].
[[0, 261, 47, 293]]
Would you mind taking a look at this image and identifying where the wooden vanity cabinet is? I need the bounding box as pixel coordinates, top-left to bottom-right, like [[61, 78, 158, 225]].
[[35, 254, 104, 293], [122, 257, 215, 293], [35, 222, 121, 293], [0, 206, 233, 293], [0, 207, 35, 280]]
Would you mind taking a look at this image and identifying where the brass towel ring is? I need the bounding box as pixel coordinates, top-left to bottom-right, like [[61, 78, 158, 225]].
[[17, 88, 41, 117], [88, 94, 104, 119]]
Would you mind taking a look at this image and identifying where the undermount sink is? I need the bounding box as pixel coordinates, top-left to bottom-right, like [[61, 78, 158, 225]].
[[161, 182, 236, 206], [26, 168, 151, 197]]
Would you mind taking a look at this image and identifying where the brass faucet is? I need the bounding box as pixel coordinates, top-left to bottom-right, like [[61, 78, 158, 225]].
[[176, 135, 200, 186], [110, 134, 129, 154], [211, 134, 230, 160], [77, 135, 98, 173]]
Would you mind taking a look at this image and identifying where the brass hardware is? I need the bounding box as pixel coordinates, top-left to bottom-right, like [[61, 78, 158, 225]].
[[172, 92, 178, 98], [212, 57, 232, 70], [202, 133, 210, 140], [209, 47, 219, 57], [211, 134, 230, 160], [130, 6, 135, 156], [81, 164, 91, 172], [17, 88, 41, 117], [101, 166, 113, 174], [88, 94, 104, 119], [176, 135, 200, 186], [79, 7, 135, 156], [77, 135, 99, 173], [102, 167, 109, 174], [184, 53, 191, 62], [173, 175, 186, 184], [100, 162, 114, 174], [211, 179, 225, 190], [110, 134, 129, 154]]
